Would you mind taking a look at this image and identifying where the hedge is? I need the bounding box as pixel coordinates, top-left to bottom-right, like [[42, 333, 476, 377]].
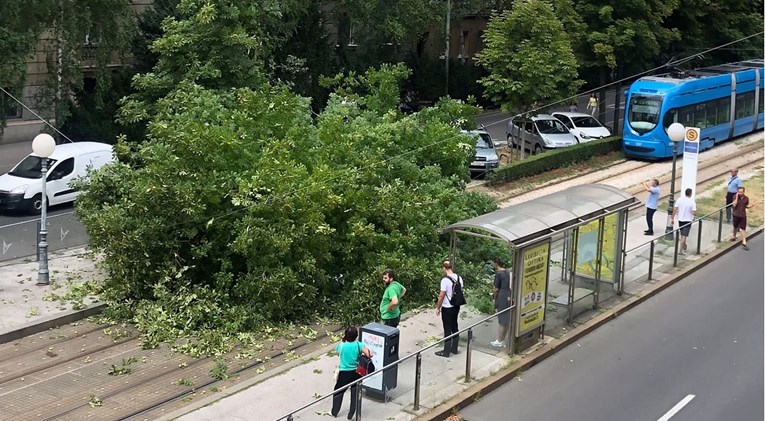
[[487, 136, 623, 185]]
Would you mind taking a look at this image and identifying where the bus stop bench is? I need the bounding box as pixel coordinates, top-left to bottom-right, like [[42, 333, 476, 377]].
[[550, 288, 594, 307]]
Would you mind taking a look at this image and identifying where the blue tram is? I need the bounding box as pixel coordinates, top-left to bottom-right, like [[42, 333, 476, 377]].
[[623, 59, 764, 159]]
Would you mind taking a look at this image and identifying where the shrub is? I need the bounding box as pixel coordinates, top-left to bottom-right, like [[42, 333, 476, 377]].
[[488, 136, 622, 184]]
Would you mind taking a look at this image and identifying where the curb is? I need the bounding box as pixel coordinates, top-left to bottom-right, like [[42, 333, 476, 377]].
[[417, 228, 762, 421], [0, 302, 106, 344]]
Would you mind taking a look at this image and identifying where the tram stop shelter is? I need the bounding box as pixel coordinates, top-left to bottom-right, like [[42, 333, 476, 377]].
[[438, 184, 639, 353]]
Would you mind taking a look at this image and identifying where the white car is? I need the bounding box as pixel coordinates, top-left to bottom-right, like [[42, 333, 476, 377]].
[[552, 112, 612, 143], [0, 141, 113, 213]]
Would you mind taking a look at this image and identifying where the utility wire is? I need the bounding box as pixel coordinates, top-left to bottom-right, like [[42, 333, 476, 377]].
[[0, 86, 74, 143]]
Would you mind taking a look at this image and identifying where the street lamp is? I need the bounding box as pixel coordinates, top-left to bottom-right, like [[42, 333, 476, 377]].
[[665, 123, 685, 240], [32, 133, 56, 286]]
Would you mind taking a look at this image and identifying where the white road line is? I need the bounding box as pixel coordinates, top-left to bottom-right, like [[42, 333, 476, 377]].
[[657, 394, 696, 421]]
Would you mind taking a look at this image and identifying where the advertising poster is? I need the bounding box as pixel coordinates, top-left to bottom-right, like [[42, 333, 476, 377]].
[[360, 331, 385, 391], [516, 241, 550, 335], [575, 213, 618, 282]]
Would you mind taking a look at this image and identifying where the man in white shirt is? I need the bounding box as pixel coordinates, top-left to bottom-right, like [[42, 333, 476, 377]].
[[672, 188, 697, 255], [435, 260, 463, 357]]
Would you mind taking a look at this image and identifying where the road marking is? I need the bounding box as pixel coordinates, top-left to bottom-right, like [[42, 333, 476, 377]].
[[657, 394, 696, 421]]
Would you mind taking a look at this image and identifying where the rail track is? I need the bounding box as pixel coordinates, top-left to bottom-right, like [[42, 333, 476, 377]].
[[0, 135, 761, 421]]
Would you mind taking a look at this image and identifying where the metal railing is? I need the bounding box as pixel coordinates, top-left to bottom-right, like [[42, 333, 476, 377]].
[[275, 304, 515, 421], [620, 203, 734, 285]]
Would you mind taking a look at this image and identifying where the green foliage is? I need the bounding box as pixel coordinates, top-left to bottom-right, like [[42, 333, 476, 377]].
[[210, 358, 229, 381], [36, 0, 136, 135], [77, 65, 496, 350], [666, 0, 764, 65], [119, 0, 309, 124], [573, 0, 680, 73], [488, 136, 622, 184], [476, 0, 582, 113]]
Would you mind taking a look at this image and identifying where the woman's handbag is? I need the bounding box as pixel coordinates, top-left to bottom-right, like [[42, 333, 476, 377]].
[[355, 343, 375, 377]]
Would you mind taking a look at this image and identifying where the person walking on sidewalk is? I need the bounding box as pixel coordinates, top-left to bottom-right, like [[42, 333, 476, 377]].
[[725, 168, 743, 223], [731, 187, 754, 250], [642, 178, 660, 235], [380, 268, 406, 328], [491, 258, 511, 347], [435, 260, 463, 358], [672, 188, 697, 255], [331, 326, 373, 419], [587, 94, 598, 116]]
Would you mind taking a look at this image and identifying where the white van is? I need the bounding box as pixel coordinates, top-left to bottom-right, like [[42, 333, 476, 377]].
[[0, 142, 113, 213]]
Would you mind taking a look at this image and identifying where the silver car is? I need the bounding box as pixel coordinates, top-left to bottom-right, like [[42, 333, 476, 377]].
[[461, 130, 499, 176], [506, 114, 578, 154]]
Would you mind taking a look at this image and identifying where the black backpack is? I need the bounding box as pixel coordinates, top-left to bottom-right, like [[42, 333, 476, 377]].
[[447, 275, 467, 307]]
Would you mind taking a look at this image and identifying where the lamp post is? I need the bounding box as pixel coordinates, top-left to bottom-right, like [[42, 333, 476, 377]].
[[664, 123, 685, 240], [32, 133, 56, 286]]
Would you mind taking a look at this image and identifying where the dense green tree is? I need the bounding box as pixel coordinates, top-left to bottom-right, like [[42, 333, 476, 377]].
[[119, 0, 310, 124], [77, 64, 495, 346], [477, 0, 581, 157], [664, 0, 764, 66]]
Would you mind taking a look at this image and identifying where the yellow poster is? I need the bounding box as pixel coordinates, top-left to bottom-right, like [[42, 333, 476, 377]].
[[517, 242, 549, 334], [575, 213, 618, 282]]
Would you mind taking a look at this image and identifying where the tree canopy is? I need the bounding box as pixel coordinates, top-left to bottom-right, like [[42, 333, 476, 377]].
[[77, 64, 495, 346], [476, 0, 582, 112]]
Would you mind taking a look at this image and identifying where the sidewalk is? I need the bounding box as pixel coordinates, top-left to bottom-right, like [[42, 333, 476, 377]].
[[165, 205, 748, 421], [0, 247, 105, 342]]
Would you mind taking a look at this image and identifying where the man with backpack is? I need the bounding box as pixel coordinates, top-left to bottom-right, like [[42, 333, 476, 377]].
[[435, 260, 465, 358]]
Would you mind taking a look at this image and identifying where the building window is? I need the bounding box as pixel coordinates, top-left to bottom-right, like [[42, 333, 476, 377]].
[[1, 90, 22, 119]]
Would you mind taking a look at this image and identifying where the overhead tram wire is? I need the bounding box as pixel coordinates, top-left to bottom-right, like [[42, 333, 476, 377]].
[[0, 86, 74, 143], [477, 31, 765, 131]]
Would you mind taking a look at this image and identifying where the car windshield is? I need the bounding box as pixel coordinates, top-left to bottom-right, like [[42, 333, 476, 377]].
[[8, 156, 57, 179], [475, 133, 494, 149], [628, 95, 662, 134], [536, 119, 569, 134], [571, 116, 602, 128]]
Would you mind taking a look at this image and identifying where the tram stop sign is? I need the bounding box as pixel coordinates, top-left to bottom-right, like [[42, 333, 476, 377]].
[[681, 127, 701, 201]]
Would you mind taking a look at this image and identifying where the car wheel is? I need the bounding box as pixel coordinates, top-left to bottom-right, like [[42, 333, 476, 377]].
[[534, 144, 543, 155], [27, 194, 44, 215]]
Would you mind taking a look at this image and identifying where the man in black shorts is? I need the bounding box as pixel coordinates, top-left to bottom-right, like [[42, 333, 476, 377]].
[[672, 188, 697, 255], [731, 187, 754, 250]]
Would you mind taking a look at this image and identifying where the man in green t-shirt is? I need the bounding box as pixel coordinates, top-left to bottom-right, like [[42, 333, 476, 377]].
[[380, 268, 406, 328]]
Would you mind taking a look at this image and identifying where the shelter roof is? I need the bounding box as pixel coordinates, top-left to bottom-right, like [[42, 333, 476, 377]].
[[440, 184, 638, 246]]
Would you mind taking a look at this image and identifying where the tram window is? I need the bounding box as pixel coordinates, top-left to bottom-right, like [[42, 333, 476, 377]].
[[718, 97, 730, 124], [705, 102, 717, 127], [694, 103, 707, 128], [663, 108, 678, 130], [735, 91, 754, 119], [760, 89, 764, 113], [679, 105, 694, 125]]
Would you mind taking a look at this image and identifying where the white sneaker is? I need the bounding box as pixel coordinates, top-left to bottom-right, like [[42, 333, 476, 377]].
[[491, 340, 503, 347]]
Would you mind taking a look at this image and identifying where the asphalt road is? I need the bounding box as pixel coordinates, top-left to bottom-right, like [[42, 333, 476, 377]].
[[461, 235, 764, 421]]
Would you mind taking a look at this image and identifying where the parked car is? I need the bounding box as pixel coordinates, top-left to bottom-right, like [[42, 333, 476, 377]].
[[552, 111, 612, 143], [461, 129, 499, 177], [0, 142, 113, 213], [506, 114, 577, 154]]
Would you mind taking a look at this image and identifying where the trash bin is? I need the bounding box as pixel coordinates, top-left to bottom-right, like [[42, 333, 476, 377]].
[[359, 322, 399, 401]]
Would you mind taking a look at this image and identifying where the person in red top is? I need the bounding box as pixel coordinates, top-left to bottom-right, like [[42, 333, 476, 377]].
[[731, 186, 755, 250]]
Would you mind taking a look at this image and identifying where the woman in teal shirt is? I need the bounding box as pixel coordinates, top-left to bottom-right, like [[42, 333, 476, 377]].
[[332, 326, 373, 419]]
